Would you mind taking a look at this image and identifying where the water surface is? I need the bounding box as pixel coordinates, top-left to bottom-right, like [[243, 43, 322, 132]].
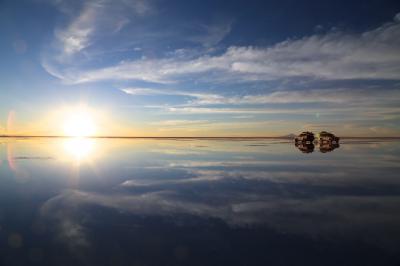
[[0, 138, 399, 265]]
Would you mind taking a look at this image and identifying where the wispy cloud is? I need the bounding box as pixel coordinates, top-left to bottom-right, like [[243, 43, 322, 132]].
[[55, 3, 98, 56], [148, 120, 210, 126], [121, 87, 225, 105], [188, 20, 233, 47], [122, 87, 400, 106], [49, 16, 400, 83], [47, 0, 152, 62]]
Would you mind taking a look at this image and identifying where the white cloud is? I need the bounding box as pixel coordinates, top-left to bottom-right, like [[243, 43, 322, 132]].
[[55, 4, 98, 56], [238, 88, 400, 105], [149, 120, 210, 126], [164, 107, 320, 114], [122, 87, 224, 104], [51, 17, 400, 83], [188, 20, 233, 47], [395, 12, 400, 22], [49, 0, 152, 61], [232, 115, 254, 119], [122, 87, 400, 106]]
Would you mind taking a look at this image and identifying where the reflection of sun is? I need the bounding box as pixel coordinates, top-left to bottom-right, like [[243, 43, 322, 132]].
[[61, 138, 99, 184], [63, 109, 97, 137], [63, 138, 95, 161]]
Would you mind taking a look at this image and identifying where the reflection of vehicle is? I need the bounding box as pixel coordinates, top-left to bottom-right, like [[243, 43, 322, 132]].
[[295, 132, 315, 143], [320, 142, 340, 153], [295, 142, 314, 153], [318, 131, 340, 143]]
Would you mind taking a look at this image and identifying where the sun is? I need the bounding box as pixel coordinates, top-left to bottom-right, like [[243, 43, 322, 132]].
[[63, 109, 97, 137]]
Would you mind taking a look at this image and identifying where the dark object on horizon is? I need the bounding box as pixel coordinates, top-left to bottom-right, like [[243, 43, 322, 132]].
[[295, 131, 315, 143], [282, 133, 297, 139], [320, 142, 340, 153], [295, 142, 314, 153], [294, 131, 340, 153], [318, 131, 340, 143]]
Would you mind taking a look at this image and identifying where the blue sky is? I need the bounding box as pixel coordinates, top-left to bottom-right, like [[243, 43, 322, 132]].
[[1, 0, 400, 136]]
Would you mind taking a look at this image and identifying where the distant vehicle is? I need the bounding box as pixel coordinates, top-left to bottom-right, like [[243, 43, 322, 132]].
[[295, 142, 314, 153], [294, 131, 340, 153], [318, 131, 340, 143], [295, 131, 315, 143]]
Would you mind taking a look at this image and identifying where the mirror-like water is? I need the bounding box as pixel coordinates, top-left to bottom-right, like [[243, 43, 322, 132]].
[[0, 138, 399, 265]]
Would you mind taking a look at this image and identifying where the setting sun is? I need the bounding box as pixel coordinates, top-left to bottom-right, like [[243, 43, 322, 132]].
[[63, 109, 97, 137]]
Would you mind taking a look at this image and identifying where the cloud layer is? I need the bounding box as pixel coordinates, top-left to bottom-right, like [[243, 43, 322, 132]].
[[38, 2, 400, 136], [46, 15, 400, 84]]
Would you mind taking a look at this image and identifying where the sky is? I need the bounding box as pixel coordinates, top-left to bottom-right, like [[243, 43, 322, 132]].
[[0, 0, 400, 137]]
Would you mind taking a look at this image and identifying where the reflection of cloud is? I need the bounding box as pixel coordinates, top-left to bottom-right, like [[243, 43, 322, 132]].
[[32, 139, 400, 252], [40, 192, 90, 250], [40, 188, 400, 250], [120, 165, 400, 189]]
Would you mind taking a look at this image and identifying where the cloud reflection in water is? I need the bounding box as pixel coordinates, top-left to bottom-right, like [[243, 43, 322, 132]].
[[0, 138, 400, 265]]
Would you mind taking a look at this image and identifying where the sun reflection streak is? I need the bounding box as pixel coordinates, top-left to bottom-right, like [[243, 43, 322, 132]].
[[61, 137, 100, 186], [63, 138, 96, 162]]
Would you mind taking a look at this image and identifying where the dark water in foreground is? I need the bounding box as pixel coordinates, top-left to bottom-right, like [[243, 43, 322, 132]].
[[0, 138, 400, 266]]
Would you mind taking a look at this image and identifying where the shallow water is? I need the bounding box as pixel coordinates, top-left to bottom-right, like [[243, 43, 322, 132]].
[[0, 138, 400, 265]]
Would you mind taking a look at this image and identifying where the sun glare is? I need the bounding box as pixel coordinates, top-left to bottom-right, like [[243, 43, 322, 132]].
[[63, 109, 97, 137], [63, 138, 95, 161]]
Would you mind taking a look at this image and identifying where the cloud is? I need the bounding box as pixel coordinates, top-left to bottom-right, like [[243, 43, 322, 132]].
[[121, 87, 225, 104], [232, 115, 254, 119], [55, 4, 98, 56], [50, 17, 400, 83], [48, 0, 152, 61], [38, 3, 400, 136], [149, 120, 210, 126], [395, 12, 400, 22], [161, 106, 400, 119], [188, 20, 233, 47], [122, 87, 400, 106]]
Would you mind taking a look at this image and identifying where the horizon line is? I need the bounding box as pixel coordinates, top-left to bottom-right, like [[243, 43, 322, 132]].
[[1, 135, 400, 139]]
